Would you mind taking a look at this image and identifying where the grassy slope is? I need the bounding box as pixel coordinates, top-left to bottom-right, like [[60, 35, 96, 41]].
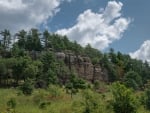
[[0, 87, 150, 113]]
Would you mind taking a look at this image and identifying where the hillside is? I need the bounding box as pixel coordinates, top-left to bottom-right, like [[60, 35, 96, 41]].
[[0, 29, 150, 88], [0, 29, 150, 113]]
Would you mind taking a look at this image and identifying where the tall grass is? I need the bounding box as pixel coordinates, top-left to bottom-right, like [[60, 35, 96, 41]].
[[0, 86, 150, 113]]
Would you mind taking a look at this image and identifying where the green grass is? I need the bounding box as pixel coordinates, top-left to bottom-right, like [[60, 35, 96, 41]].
[[0, 86, 150, 113], [0, 87, 75, 113]]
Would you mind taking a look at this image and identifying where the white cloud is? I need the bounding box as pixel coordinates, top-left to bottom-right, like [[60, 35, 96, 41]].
[[0, 0, 69, 32], [130, 40, 150, 63], [56, 1, 131, 50]]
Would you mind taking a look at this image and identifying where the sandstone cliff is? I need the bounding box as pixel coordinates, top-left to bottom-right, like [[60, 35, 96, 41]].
[[56, 52, 108, 82]]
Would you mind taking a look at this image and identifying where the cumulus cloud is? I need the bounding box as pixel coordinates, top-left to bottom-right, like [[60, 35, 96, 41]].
[[130, 40, 150, 63], [56, 1, 131, 50], [0, 0, 69, 32]]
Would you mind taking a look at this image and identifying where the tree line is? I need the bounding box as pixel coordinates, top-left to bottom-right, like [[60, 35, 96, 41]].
[[0, 28, 150, 91]]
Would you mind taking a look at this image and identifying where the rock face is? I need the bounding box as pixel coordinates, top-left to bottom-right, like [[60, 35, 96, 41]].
[[55, 52, 108, 82]]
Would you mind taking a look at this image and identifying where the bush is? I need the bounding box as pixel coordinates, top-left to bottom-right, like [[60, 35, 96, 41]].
[[20, 80, 33, 95], [39, 101, 51, 109], [93, 80, 100, 90], [111, 82, 138, 113], [48, 85, 61, 98], [34, 79, 47, 88], [82, 90, 103, 113], [7, 98, 16, 109], [39, 101, 47, 109]]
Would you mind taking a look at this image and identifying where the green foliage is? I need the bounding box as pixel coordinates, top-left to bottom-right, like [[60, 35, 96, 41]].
[[82, 90, 103, 113], [1, 28, 150, 113], [23, 63, 39, 80], [39, 101, 48, 109], [100, 53, 118, 82], [1, 86, 150, 113], [42, 30, 51, 50], [45, 69, 58, 85], [7, 98, 17, 109], [93, 80, 100, 90], [65, 72, 87, 97], [144, 88, 150, 110], [20, 79, 33, 95], [17, 30, 26, 46], [12, 56, 32, 84], [84, 44, 102, 59], [111, 82, 138, 113], [48, 85, 62, 98], [0, 62, 7, 77], [26, 29, 42, 51], [124, 71, 143, 90], [40, 51, 56, 72], [0, 29, 11, 50], [11, 44, 26, 57], [0, 28, 149, 90], [109, 48, 119, 64]]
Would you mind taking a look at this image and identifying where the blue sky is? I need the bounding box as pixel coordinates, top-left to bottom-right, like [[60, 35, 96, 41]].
[[0, 0, 150, 62], [50, 0, 150, 53]]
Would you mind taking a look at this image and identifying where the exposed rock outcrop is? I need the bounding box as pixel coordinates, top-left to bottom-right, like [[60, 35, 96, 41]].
[[55, 52, 108, 82]]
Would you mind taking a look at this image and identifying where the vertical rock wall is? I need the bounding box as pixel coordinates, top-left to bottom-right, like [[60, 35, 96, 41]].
[[56, 52, 108, 82]]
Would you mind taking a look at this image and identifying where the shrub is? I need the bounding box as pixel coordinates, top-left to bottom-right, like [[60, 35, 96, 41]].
[[7, 98, 16, 109], [39, 101, 47, 109], [93, 80, 100, 90], [48, 85, 61, 98], [111, 82, 138, 113], [34, 79, 47, 88], [20, 79, 33, 95], [82, 90, 103, 113]]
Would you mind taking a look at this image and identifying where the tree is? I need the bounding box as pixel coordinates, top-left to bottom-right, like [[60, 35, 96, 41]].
[[84, 44, 102, 60], [16, 30, 27, 49], [111, 82, 138, 113], [124, 71, 143, 90], [25, 29, 42, 51], [12, 57, 31, 84], [107, 63, 118, 82], [0, 61, 7, 85], [65, 72, 87, 98], [45, 69, 58, 85], [100, 53, 118, 82], [0, 29, 11, 49], [11, 44, 26, 57], [109, 48, 118, 64], [51, 34, 66, 51], [23, 64, 38, 81], [42, 30, 49, 50], [0, 58, 15, 86], [72, 41, 83, 55], [144, 87, 150, 110], [40, 51, 56, 72]]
